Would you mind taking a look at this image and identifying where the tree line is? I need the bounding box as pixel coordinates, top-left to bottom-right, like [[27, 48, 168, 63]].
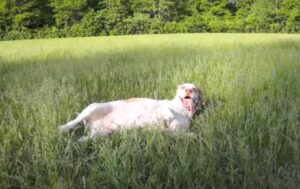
[[0, 0, 299, 40]]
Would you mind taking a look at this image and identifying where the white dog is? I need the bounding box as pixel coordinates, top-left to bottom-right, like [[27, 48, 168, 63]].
[[59, 83, 204, 142]]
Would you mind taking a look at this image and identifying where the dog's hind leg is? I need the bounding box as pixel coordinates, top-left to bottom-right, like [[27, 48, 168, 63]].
[[59, 113, 86, 133], [78, 121, 119, 143], [59, 103, 105, 133], [77, 129, 111, 143], [59, 102, 119, 133]]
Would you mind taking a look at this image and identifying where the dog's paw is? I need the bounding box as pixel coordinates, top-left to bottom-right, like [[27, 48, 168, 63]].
[[78, 136, 89, 143], [186, 132, 197, 139], [59, 125, 67, 133]]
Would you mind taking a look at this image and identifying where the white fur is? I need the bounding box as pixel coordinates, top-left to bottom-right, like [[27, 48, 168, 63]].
[[59, 83, 202, 142]]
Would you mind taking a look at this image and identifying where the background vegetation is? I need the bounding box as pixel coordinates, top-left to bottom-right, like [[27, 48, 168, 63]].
[[0, 34, 299, 188], [0, 0, 300, 40]]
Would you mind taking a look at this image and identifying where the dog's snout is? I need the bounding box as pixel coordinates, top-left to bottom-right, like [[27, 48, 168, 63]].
[[185, 88, 192, 95]]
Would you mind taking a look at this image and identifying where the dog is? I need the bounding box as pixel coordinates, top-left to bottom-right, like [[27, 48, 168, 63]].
[[59, 83, 204, 142]]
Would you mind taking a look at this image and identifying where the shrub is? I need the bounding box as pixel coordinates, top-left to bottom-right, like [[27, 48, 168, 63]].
[[3, 29, 32, 40], [117, 14, 152, 35], [184, 14, 209, 33]]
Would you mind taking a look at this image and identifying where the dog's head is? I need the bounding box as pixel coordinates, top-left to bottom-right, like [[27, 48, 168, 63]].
[[175, 83, 205, 117]]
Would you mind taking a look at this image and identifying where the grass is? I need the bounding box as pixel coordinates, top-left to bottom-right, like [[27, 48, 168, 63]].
[[0, 33, 300, 188]]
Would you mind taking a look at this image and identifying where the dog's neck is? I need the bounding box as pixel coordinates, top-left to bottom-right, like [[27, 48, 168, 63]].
[[172, 96, 194, 119]]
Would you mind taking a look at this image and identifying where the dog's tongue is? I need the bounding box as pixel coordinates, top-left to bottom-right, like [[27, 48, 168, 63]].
[[182, 98, 195, 112]]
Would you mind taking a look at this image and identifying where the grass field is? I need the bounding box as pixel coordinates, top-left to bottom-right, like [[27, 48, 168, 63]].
[[0, 34, 300, 188]]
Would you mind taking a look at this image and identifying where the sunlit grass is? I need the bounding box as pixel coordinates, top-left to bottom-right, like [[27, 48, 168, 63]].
[[0, 34, 299, 188]]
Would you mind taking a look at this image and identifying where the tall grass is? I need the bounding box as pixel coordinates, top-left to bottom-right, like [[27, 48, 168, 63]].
[[0, 34, 299, 188]]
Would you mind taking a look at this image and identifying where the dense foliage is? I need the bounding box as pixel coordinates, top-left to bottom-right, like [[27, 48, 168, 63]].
[[0, 0, 299, 39]]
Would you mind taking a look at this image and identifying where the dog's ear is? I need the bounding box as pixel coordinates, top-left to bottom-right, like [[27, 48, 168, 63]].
[[194, 88, 205, 115]]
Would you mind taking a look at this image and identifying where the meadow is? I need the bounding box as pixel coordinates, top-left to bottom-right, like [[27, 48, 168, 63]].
[[0, 34, 299, 188]]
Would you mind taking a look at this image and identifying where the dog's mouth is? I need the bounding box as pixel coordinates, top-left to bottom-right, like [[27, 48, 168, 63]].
[[181, 96, 195, 113]]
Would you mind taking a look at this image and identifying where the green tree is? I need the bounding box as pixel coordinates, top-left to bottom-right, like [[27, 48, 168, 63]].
[[131, 0, 177, 21], [233, 0, 254, 32], [0, 0, 8, 33], [95, 0, 131, 35], [1, 0, 300, 40], [282, 0, 300, 32], [50, 0, 87, 28], [245, 0, 286, 32], [119, 14, 152, 34], [1, 0, 53, 31]]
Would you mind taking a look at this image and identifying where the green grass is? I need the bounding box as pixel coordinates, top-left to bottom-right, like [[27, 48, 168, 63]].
[[0, 33, 300, 188]]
